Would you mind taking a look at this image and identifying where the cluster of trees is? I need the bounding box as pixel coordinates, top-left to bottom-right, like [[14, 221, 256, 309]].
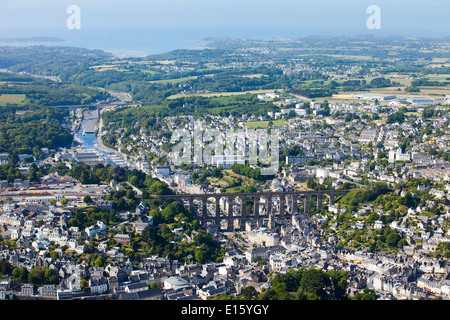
[[386, 111, 406, 124], [191, 167, 223, 184], [306, 178, 334, 191], [58, 163, 173, 197], [290, 77, 400, 98], [0, 260, 57, 286], [422, 107, 444, 119], [339, 182, 390, 212], [0, 104, 72, 158], [187, 73, 277, 93], [148, 201, 192, 225], [411, 77, 449, 87], [139, 212, 224, 263], [436, 242, 450, 259], [0, 121, 72, 156], [104, 186, 141, 212], [0, 104, 68, 123], [67, 206, 120, 230], [329, 77, 398, 92], [280, 145, 303, 159], [230, 163, 274, 182], [0, 46, 111, 72], [165, 94, 278, 117], [290, 86, 337, 99], [218, 267, 376, 300], [260, 268, 349, 300], [334, 216, 406, 253], [0, 162, 23, 182], [0, 73, 109, 107], [171, 229, 226, 264]]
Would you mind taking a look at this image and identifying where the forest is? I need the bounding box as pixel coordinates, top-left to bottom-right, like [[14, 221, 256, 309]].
[[0, 104, 72, 158], [0, 72, 110, 106]]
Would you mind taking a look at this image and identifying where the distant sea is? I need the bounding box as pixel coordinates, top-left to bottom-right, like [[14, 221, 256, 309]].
[[0, 26, 210, 58], [0, 25, 387, 58], [1, 23, 447, 58]]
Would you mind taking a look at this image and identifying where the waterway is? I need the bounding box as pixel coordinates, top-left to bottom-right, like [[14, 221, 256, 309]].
[[75, 107, 119, 167]]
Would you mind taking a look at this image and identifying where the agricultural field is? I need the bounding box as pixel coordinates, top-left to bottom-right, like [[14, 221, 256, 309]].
[[168, 89, 280, 100], [90, 64, 129, 72], [0, 93, 25, 105], [244, 119, 288, 128], [149, 76, 198, 84]]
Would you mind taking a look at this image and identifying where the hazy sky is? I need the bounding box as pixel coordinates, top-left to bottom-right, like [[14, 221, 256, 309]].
[[0, 0, 449, 37]]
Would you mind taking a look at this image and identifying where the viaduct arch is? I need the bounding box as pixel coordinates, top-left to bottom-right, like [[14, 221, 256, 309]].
[[152, 189, 351, 232]]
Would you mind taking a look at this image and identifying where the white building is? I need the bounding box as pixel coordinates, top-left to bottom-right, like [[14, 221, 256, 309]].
[[374, 220, 384, 229], [354, 93, 396, 101], [163, 276, 190, 290], [388, 148, 411, 163], [246, 229, 280, 246], [89, 278, 108, 295], [155, 166, 170, 177], [85, 221, 106, 237], [316, 168, 330, 179], [211, 155, 245, 168], [406, 97, 436, 105], [258, 93, 279, 100]]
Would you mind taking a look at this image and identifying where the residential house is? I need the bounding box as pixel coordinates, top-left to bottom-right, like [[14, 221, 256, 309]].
[[89, 277, 108, 295], [114, 234, 131, 245]]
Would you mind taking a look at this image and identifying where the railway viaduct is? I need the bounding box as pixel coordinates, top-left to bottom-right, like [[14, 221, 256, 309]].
[[152, 189, 352, 231]]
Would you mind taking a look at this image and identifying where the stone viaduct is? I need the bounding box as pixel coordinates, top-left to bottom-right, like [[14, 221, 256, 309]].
[[153, 189, 351, 232]]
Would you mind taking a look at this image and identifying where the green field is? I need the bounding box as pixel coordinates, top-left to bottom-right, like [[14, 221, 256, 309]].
[[0, 94, 26, 106], [168, 89, 280, 100], [149, 76, 198, 85], [244, 119, 288, 128], [90, 64, 129, 72]]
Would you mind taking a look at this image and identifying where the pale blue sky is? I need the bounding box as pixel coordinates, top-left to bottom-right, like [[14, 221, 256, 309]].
[[0, 0, 449, 37]]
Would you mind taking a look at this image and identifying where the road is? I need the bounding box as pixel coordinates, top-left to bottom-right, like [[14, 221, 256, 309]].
[[125, 181, 143, 196], [96, 105, 123, 157]]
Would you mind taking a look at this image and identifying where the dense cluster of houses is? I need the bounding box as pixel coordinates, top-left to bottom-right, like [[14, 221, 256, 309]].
[[2, 96, 450, 300], [2, 186, 449, 301]]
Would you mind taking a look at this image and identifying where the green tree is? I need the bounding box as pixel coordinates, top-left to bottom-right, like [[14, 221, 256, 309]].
[[352, 287, 377, 300], [12, 267, 29, 281], [0, 260, 13, 275], [44, 268, 57, 284], [28, 268, 45, 286], [161, 201, 189, 223], [81, 279, 90, 293], [241, 286, 258, 300], [300, 268, 327, 300], [83, 195, 93, 204], [386, 232, 401, 248], [50, 251, 59, 262], [326, 270, 349, 300], [94, 255, 107, 267]]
